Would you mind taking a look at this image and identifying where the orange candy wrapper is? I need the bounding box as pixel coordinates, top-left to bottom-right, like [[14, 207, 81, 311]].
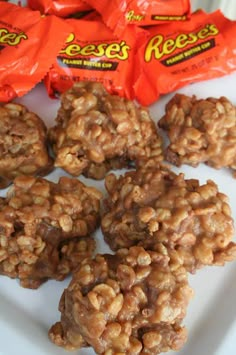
[[134, 10, 236, 106], [27, 0, 92, 17], [84, 0, 191, 35], [45, 15, 142, 99], [0, 2, 71, 102]]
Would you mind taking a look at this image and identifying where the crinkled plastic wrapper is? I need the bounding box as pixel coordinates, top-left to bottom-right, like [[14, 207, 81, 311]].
[[27, 0, 92, 17], [0, 2, 71, 102], [84, 0, 191, 35], [45, 15, 143, 99], [134, 10, 236, 106]]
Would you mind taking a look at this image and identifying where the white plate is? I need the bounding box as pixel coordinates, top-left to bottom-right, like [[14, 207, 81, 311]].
[[1, 72, 236, 355]]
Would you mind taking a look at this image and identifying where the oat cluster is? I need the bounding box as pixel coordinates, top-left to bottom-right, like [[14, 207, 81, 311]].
[[102, 166, 236, 272], [49, 246, 193, 354], [159, 94, 236, 175], [0, 103, 53, 188], [49, 81, 163, 179], [0, 175, 102, 288]]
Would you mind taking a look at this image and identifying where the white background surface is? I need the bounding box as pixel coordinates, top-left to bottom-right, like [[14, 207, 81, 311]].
[[192, 0, 236, 19], [1, 1, 236, 355]]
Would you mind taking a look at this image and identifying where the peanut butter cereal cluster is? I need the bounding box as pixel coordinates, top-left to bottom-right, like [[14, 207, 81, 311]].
[[0, 175, 102, 288], [49, 81, 163, 179], [159, 94, 236, 174], [49, 246, 193, 354], [102, 166, 236, 272], [0, 103, 53, 188]]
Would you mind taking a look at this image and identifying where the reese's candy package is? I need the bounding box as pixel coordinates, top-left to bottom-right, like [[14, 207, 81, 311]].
[[45, 15, 142, 99], [84, 0, 191, 35], [134, 10, 236, 106], [0, 2, 71, 102], [27, 0, 92, 17]]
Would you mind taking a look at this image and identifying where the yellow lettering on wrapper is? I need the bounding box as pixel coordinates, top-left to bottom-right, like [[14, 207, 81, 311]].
[[145, 24, 219, 62], [60, 33, 130, 61], [125, 10, 145, 22], [0, 28, 27, 46]]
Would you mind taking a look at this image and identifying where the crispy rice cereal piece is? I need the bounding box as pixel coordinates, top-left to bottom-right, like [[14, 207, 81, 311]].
[[0, 103, 53, 188], [101, 166, 236, 272], [49, 246, 193, 354], [49, 81, 163, 180], [0, 175, 102, 288], [159, 94, 236, 174]]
